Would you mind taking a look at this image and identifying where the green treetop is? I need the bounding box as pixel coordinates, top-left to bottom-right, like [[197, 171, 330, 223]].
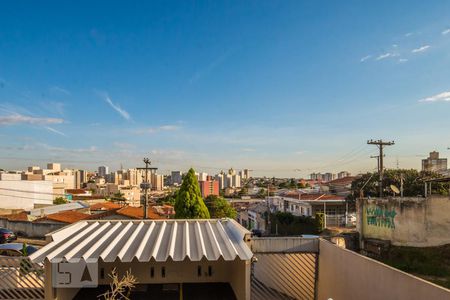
[[204, 195, 237, 219], [174, 168, 210, 219]]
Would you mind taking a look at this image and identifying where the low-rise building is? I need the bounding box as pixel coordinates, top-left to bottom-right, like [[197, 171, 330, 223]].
[[0, 178, 54, 210]]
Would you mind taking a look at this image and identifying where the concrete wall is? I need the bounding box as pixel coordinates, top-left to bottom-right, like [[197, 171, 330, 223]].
[[0, 219, 65, 238], [358, 196, 450, 247], [0, 180, 53, 209], [317, 239, 450, 300], [250, 237, 319, 253], [48, 258, 250, 300]]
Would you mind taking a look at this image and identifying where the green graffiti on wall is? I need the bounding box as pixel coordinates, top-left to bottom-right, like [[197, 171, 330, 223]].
[[366, 207, 397, 229]]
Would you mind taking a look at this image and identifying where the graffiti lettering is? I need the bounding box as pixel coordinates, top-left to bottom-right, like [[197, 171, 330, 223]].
[[366, 207, 396, 229]]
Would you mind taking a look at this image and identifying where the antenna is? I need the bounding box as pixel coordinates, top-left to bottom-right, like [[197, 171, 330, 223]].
[[390, 184, 400, 195]]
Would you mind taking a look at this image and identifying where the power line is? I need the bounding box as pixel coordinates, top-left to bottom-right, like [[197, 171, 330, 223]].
[[367, 139, 395, 197]]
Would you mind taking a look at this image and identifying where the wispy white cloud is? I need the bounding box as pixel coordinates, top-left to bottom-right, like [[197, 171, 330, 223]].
[[398, 58, 408, 63], [411, 45, 430, 53], [442, 29, 450, 35], [189, 50, 233, 84], [241, 148, 256, 152], [44, 126, 66, 137], [405, 32, 414, 37], [134, 125, 181, 134], [99, 92, 131, 120], [294, 151, 305, 155], [0, 114, 64, 126], [113, 142, 136, 149], [50, 86, 70, 96], [360, 55, 372, 62], [419, 91, 450, 103], [376, 53, 394, 60], [39, 143, 98, 153]]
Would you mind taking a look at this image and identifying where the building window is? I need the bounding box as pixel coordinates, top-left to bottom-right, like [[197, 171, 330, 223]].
[[198, 266, 202, 277], [161, 267, 166, 278]]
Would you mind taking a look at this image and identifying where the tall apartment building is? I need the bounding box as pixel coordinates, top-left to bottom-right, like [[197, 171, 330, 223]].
[[422, 151, 448, 173], [310, 172, 336, 182], [171, 171, 182, 185], [196, 172, 208, 182], [75, 170, 88, 189], [98, 166, 109, 178], [215, 173, 226, 190], [45, 169, 77, 190], [199, 179, 219, 198], [226, 174, 241, 188], [240, 169, 251, 180], [47, 163, 61, 172], [151, 173, 164, 191], [337, 171, 351, 179]]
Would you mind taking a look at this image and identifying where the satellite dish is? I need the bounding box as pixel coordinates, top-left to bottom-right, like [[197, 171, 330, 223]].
[[390, 185, 400, 194]]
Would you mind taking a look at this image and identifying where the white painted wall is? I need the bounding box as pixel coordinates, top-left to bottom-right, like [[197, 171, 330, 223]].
[[0, 180, 53, 210]]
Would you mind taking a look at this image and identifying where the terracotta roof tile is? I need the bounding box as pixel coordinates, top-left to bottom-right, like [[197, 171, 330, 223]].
[[35, 210, 90, 224], [0, 211, 30, 221], [326, 176, 357, 185], [90, 202, 122, 211], [116, 206, 165, 219]]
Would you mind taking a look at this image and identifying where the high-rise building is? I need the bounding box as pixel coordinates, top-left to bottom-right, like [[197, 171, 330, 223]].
[[422, 151, 447, 173], [337, 171, 351, 179], [151, 173, 164, 191], [240, 169, 251, 180], [197, 172, 208, 182], [322, 173, 336, 182], [310, 172, 336, 182], [75, 170, 88, 189], [171, 171, 182, 185], [215, 173, 226, 190], [228, 168, 236, 176], [98, 166, 109, 178], [47, 163, 61, 172], [199, 179, 219, 198]]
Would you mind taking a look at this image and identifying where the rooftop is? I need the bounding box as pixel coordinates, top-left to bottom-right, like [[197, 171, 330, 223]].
[[115, 206, 165, 219], [89, 202, 122, 211], [30, 219, 253, 263], [34, 210, 91, 224], [29, 201, 88, 217]]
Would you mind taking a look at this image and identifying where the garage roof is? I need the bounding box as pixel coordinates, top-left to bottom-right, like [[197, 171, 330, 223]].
[[30, 219, 253, 263]]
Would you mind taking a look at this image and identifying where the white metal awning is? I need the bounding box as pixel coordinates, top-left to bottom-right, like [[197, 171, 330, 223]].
[[30, 219, 253, 263]]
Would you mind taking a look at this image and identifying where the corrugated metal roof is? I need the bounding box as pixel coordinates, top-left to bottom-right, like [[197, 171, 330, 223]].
[[29, 201, 88, 216], [30, 219, 253, 263]]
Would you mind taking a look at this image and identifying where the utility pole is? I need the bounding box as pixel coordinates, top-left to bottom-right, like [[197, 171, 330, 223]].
[[370, 155, 380, 171], [266, 183, 271, 235], [138, 158, 151, 219], [367, 139, 395, 198]]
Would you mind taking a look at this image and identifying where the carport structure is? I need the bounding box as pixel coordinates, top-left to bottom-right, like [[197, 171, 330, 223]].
[[30, 219, 253, 300]]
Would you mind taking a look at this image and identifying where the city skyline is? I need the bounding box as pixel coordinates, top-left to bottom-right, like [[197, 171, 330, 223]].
[[1, 1, 450, 177]]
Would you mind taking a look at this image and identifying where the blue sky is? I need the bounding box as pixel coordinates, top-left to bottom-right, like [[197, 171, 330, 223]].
[[1, 1, 450, 177]]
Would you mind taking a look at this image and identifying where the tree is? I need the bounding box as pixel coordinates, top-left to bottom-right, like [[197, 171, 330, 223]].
[[157, 189, 179, 206], [256, 188, 267, 199], [53, 197, 67, 205], [204, 195, 237, 219], [349, 169, 449, 200], [174, 168, 210, 219]]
